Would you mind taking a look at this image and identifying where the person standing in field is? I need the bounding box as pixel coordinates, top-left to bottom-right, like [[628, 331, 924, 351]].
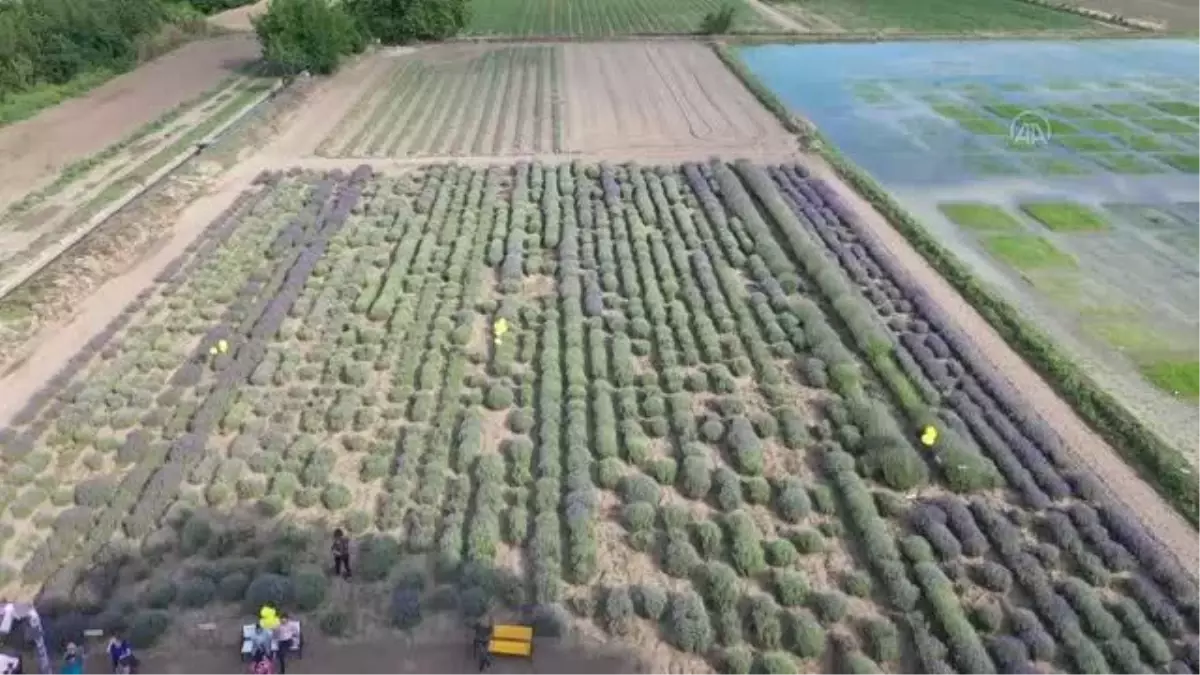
[[273, 613, 298, 675], [331, 529, 351, 579]]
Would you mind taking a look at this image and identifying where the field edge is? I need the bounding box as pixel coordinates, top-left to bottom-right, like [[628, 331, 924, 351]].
[[711, 41, 1200, 527]]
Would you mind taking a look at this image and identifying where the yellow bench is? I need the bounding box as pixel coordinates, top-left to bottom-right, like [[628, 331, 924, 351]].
[[492, 625, 533, 642], [488, 639, 532, 657], [488, 624, 533, 658]]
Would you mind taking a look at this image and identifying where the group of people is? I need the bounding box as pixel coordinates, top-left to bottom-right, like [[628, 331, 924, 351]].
[[248, 607, 299, 675], [47, 529, 355, 675], [58, 635, 135, 675]]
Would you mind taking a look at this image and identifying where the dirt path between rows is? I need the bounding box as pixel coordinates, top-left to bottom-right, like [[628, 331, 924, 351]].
[[0, 33, 260, 211], [798, 154, 1199, 576]]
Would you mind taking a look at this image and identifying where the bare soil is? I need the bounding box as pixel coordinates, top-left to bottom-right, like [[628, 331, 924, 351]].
[[797, 152, 1200, 574], [310, 43, 798, 163], [209, 0, 267, 31], [0, 33, 260, 211], [1058, 0, 1197, 28]]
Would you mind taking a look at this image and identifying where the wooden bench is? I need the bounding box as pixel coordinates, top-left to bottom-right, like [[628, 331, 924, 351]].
[[488, 624, 533, 659]]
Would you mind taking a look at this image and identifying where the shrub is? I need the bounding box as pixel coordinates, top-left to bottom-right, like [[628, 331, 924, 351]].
[[591, 457, 621, 490], [809, 591, 848, 625], [507, 408, 534, 433], [763, 538, 797, 568], [253, 0, 364, 76], [218, 572, 250, 602], [319, 609, 352, 637], [321, 483, 352, 510], [743, 476, 771, 505], [713, 468, 743, 512], [986, 636, 1031, 674], [774, 477, 810, 523], [602, 586, 636, 636], [345, 0, 469, 43], [619, 474, 660, 504], [862, 618, 900, 662], [177, 577, 218, 608], [661, 530, 701, 578], [745, 594, 784, 649], [620, 503, 655, 534], [244, 573, 294, 610], [724, 511, 765, 577], [666, 590, 713, 654], [293, 567, 329, 611], [785, 608, 826, 658], [842, 570, 872, 598], [1010, 607, 1056, 662], [679, 455, 712, 499], [809, 484, 836, 514], [127, 610, 171, 648], [792, 528, 824, 554], [647, 457, 677, 485], [484, 383, 514, 410], [971, 560, 1012, 593], [141, 580, 176, 609], [692, 519, 724, 559], [968, 599, 1004, 633], [720, 645, 754, 674], [725, 417, 763, 475], [772, 569, 808, 607], [633, 584, 668, 620], [697, 562, 740, 613], [700, 415, 724, 441]]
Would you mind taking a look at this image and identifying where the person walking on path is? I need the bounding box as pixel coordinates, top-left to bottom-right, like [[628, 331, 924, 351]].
[[106, 633, 135, 674], [331, 529, 351, 579], [273, 613, 298, 674]]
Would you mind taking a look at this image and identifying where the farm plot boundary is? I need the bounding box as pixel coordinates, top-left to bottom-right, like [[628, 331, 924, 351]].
[[311, 43, 796, 163], [0, 82, 281, 308], [0, 161, 1197, 675], [712, 42, 1199, 526]]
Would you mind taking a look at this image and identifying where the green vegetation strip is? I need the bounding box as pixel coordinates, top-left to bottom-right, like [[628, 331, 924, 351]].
[[983, 234, 1076, 270], [75, 82, 272, 221], [713, 42, 1200, 526], [1020, 201, 1111, 232], [6, 74, 250, 216], [937, 202, 1023, 232], [1141, 360, 1200, 402]]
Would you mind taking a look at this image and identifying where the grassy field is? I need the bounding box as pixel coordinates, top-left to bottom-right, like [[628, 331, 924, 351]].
[[465, 0, 778, 35], [764, 0, 1096, 32]]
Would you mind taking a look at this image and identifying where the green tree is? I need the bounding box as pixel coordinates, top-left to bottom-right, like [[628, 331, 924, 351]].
[[252, 0, 364, 77], [346, 0, 470, 44]]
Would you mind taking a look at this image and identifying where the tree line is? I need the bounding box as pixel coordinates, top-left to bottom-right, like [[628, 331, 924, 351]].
[[252, 0, 472, 76]]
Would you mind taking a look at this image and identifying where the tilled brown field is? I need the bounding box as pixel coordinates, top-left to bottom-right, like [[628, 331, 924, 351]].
[[313, 42, 794, 161]]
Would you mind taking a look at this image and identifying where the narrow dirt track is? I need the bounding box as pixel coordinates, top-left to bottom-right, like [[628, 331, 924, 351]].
[[208, 0, 267, 31], [0, 33, 260, 210], [798, 154, 1200, 575]]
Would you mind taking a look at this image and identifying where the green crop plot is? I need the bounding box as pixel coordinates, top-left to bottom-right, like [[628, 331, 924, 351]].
[[1023, 155, 1092, 176], [1160, 153, 1200, 173], [763, 0, 1093, 31], [465, 0, 775, 35], [983, 234, 1076, 270], [1020, 201, 1111, 232], [1148, 101, 1200, 119], [956, 117, 1008, 135], [1141, 360, 1200, 401], [1090, 153, 1166, 174], [938, 202, 1023, 232]]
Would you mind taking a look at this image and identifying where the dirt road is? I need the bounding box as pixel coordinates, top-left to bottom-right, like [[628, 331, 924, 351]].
[[0, 33, 260, 210]]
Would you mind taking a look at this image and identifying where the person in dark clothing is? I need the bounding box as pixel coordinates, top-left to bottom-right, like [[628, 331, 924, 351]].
[[473, 620, 492, 672], [331, 529, 351, 579]]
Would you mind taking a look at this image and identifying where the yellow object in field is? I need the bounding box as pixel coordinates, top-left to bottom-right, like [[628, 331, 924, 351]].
[[209, 346, 218, 355], [920, 425, 938, 447], [494, 318, 509, 337], [259, 606, 280, 630], [217, 339, 229, 354]]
